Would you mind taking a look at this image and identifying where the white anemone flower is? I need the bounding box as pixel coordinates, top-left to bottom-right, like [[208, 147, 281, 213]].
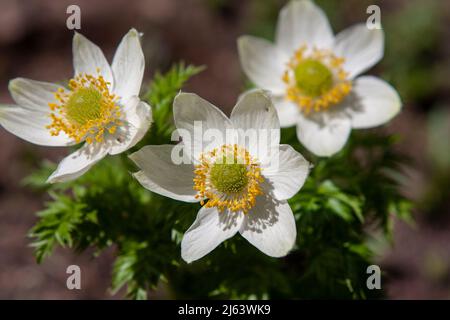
[[130, 90, 309, 263], [0, 29, 152, 183], [238, 0, 401, 157]]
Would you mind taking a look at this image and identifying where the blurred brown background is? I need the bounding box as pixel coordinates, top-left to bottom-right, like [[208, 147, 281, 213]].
[[0, 0, 449, 299]]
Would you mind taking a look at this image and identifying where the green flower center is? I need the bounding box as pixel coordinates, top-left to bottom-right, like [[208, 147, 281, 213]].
[[294, 59, 333, 97], [66, 87, 103, 125], [210, 157, 249, 194]]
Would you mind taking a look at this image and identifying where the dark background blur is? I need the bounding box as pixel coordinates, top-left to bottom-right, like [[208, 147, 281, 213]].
[[0, 0, 449, 299]]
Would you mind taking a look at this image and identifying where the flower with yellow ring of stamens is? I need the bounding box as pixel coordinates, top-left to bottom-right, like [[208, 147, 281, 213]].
[[238, 0, 402, 157], [0, 29, 152, 183], [193, 144, 264, 214], [130, 90, 310, 263], [282, 46, 352, 114], [47, 69, 123, 144]]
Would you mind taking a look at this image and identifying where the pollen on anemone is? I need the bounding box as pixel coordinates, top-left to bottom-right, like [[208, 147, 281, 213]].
[[238, 0, 401, 157], [0, 29, 152, 183], [130, 90, 310, 263]]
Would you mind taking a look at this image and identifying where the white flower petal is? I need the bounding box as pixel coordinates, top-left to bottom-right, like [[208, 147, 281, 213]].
[[231, 90, 280, 162], [296, 112, 351, 157], [173, 92, 235, 160], [181, 207, 244, 263], [47, 143, 108, 183], [275, 0, 334, 53], [333, 23, 384, 79], [273, 96, 299, 128], [112, 28, 145, 102], [72, 32, 113, 85], [109, 97, 152, 155], [0, 105, 73, 146], [237, 36, 288, 94], [129, 145, 198, 202], [263, 144, 309, 200], [8, 78, 64, 113], [347, 76, 401, 129], [240, 197, 296, 257]]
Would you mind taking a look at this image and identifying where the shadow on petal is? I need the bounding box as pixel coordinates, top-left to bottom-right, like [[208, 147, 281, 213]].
[[218, 209, 244, 231], [241, 183, 281, 234]]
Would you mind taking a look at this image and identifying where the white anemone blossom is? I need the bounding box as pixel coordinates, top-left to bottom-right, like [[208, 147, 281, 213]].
[[0, 29, 152, 183], [238, 0, 401, 157], [130, 90, 309, 263]]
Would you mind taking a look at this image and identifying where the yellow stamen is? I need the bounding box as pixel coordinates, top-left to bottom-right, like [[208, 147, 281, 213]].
[[283, 45, 352, 114], [193, 144, 264, 214], [46, 71, 122, 144]]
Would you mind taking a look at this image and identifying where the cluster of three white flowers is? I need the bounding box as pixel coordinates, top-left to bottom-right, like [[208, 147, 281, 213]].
[[0, 0, 401, 263]]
